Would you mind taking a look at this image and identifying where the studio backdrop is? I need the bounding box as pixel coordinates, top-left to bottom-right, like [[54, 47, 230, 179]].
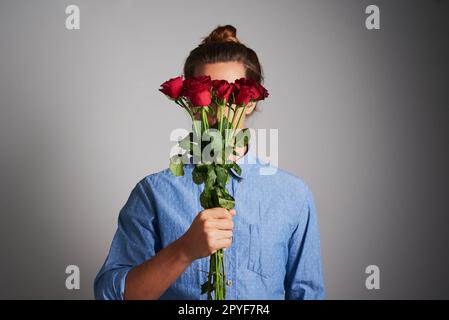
[[0, 0, 448, 299]]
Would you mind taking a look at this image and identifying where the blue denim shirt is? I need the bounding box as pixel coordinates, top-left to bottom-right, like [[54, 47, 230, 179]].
[[94, 148, 325, 300]]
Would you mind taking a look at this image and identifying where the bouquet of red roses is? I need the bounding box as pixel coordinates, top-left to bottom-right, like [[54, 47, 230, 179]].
[[159, 75, 268, 300]]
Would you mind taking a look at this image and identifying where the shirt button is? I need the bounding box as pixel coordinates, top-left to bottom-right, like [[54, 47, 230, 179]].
[[226, 279, 233, 286]]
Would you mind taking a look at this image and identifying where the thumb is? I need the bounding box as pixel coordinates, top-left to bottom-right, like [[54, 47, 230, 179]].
[[229, 209, 237, 217]]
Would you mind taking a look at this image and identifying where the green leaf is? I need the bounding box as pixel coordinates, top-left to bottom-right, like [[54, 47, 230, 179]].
[[206, 165, 217, 187], [179, 132, 202, 160], [201, 130, 224, 164], [215, 165, 229, 187], [178, 132, 193, 150], [201, 280, 214, 295], [215, 187, 235, 209], [235, 128, 251, 148], [232, 162, 242, 175], [218, 197, 235, 210], [207, 105, 216, 116], [220, 188, 235, 201], [169, 154, 185, 176], [192, 164, 207, 184], [210, 187, 235, 210], [200, 187, 215, 209]]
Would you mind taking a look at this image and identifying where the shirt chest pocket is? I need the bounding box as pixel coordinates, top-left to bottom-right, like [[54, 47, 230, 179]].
[[247, 224, 277, 279]]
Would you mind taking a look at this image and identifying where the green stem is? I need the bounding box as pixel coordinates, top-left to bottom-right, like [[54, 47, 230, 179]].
[[218, 251, 222, 300], [232, 105, 247, 156], [177, 99, 197, 135], [230, 105, 238, 129], [215, 252, 219, 299], [219, 104, 225, 163], [207, 255, 213, 300], [219, 103, 224, 136], [177, 99, 194, 122], [220, 249, 225, 300], [234, 105, 246, 136], [201, 108, 208, 133], [226, 104, 233, 133], [225, 106, 236, 149], [226, 104, 244, 149]]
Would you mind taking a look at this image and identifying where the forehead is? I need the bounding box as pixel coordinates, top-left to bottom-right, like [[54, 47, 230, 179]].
[[194, 61, 246, 82]]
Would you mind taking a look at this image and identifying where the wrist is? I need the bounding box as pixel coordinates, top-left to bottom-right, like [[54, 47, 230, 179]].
[[175, 235, 195, 264]]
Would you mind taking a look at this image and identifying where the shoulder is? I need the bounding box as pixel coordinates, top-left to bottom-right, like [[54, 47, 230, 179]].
[[246, 159, 318, 229], [138, 164, 194, 187], [252, 158, 312, 197], [129, 165, 197, 202], [244, 158, 315, 213], [121, 166, 193, 215]]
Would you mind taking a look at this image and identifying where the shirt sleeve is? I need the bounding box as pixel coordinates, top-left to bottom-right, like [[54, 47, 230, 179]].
[[284, 184, 326, 300], [93, 179, 161, 300]]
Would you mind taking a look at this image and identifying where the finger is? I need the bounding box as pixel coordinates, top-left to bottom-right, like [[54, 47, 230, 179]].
[[203, 208, 230, 219], [212, 230, 233, 240], [206, 219, 234, 230], [217, 208, 235, 220], [215, 238, 232, 250]]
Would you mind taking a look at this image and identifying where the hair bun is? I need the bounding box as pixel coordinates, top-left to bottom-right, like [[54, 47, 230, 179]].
[[201, 25, 240, 44]]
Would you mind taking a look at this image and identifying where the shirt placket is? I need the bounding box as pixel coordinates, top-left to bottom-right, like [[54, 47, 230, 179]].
[[227, 175, 242, 299]]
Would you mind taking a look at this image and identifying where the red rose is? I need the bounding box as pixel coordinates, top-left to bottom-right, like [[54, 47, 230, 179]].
[[182, 75, 212, 106], [212, 80, 234, 104], [159, 76, 184, 100], [234, 77, 258, 88], [234, 78, 269, 103], [255, 83, 269, 100], [233, 78, 259, 105], [234, 85, 260, 105]]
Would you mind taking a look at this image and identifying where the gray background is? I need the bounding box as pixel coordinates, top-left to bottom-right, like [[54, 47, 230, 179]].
[[0, 0, 448, 299]]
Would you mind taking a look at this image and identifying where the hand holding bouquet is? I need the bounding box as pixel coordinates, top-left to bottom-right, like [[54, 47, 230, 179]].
[[159, 75, 268, 299]]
